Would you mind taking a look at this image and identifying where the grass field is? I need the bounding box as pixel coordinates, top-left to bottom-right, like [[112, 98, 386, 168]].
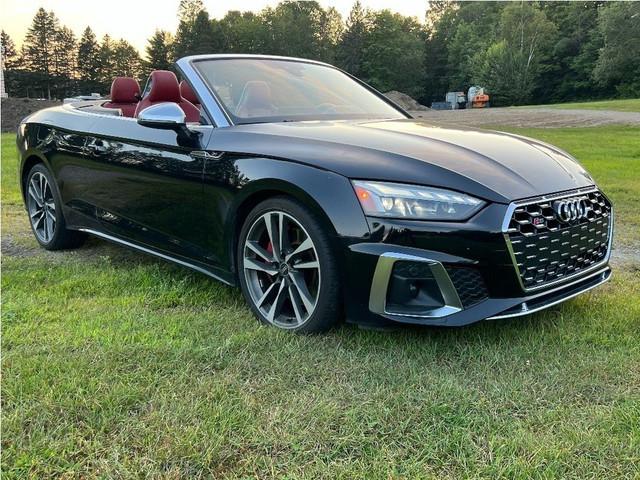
[[524, 98, 640, 113], [2, 127, 639, 479], [492, 126, 640, 252]]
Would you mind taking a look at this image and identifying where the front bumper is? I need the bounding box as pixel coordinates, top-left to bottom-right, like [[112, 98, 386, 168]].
[[342, 190, 613, 328]]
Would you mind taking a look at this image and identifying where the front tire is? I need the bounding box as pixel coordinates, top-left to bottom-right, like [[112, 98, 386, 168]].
[[25, 164, 86, 250], [238, 197, 342, 333]]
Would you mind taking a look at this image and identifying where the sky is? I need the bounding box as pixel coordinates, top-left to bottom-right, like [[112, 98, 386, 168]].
[[1, 0, 429, 54]]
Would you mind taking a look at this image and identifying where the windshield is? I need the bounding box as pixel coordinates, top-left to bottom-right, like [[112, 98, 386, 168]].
[[192, 58, 406, 124]]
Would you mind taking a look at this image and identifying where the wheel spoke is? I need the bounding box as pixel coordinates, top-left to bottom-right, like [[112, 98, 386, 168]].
[[40, 175, 49, 204], [279, 212, 291, 253], [293, 260, 319, 270], [45, 214, 55, 241], [285, 237, 313, 263], [244, 257, 278, 274], [288, 283, 306, 325], [256, 280, 280, 308], [32, 212, 46, 232], [265, 280, 288, 322], [246, 240, 275, 263], [28, 180, 44, 207], [264, 213, 282, 262], [289, 271, 316, 314]]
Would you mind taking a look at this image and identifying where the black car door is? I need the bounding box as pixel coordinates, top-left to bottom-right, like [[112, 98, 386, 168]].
[[83, 116, 214, 266]]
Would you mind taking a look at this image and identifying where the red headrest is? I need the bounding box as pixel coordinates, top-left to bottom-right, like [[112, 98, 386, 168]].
[[110, 77, 141, 103], [146, 70, 182, 103], [179, 81, 199, 105], [135, 70, 201, 122]]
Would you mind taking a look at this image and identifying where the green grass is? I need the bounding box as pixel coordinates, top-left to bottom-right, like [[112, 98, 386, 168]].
[[2, 130, 639, 479], [523, 98, 640, 113], [489, 125, 640, 252]]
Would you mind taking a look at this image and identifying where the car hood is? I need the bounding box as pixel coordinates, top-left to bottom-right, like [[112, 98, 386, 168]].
[[210, 118, 595, 203]]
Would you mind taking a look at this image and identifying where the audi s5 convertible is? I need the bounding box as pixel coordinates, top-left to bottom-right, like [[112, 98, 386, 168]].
[[17, 54, 613, 333]]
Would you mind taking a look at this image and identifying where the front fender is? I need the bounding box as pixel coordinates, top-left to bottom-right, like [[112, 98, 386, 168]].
[[17, 123, 52, 205], [221, 157, 372, 278], [230, 158, 370, 236]]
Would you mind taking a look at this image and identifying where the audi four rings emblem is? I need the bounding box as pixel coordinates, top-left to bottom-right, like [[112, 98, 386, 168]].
[[553, 197, 590, 223]]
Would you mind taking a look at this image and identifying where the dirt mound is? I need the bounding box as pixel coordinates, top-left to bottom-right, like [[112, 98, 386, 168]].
[[1, 98, 61, 133], [384, 91, 430, 111]]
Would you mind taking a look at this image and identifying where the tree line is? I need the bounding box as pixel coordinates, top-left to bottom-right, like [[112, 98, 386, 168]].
[[2, 0, 638, 106]]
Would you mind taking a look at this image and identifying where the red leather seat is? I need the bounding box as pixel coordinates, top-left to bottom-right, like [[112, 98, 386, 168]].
[[134, 70, 200, 123], [103, 77, 141, 117], [235, 81, 277, 118], [179, 81, 200, 107]]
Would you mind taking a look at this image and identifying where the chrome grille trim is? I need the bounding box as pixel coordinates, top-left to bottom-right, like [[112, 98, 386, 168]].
[[503, 187, 613, 292], [487, 266, 611, 320]]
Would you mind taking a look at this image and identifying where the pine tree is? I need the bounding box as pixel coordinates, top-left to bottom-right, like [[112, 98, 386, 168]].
[[178, 0, 204, 23], [190, 11, 216, 54], [316, 7, 343, 63], [1, 30, 19, 69], [173, 9, 224, 58], [145, 29, 173, 74], [113, 39, 143, 79], [98, 34, 116, 88], [2, 30, 20, 96], [52, 26, 77, 97], [21, 8, 60, 98], [77, 27, 101, 93], [335, 1, 371, 77]]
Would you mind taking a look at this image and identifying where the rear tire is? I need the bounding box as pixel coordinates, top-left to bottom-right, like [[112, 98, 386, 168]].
[[25, 164, 87, 250], [237, 196, 342, 333]]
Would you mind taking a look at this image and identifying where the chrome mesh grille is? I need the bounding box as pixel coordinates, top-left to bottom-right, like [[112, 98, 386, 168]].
[[506, 189, 612, 290]]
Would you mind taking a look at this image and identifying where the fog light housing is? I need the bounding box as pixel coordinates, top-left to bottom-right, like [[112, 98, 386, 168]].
[[369, 253, 464, 319], [386, 261, 446, 314]]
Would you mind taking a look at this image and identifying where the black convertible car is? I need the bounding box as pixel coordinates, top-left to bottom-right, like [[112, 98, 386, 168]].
[[17, 54, 613, 332]]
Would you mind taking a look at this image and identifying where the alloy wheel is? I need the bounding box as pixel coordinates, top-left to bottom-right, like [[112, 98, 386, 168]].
[[242, 210, 321, 329], [27, 171, 57, 244]]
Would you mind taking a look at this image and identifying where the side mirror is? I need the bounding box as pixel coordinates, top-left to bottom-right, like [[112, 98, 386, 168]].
[[137, 102, 186, 130], [137, 102, 200, 147]]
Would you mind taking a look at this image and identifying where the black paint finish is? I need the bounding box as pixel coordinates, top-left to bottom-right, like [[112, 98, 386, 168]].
[[16, 55, 612, 328]]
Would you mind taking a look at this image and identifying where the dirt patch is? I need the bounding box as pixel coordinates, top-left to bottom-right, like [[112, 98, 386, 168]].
[[408, 107, 640, 128], [385, 91, 430, 111], [1, 97, 62, 133]]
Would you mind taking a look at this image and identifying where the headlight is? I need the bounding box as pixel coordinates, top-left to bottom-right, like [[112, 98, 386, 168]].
[[352, 180, 485, 221]]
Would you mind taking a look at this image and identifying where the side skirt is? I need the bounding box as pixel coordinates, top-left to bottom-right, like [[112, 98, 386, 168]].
[[79, 228, 237, 287]]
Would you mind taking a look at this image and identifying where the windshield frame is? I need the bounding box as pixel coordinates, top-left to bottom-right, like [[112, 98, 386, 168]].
[[184, 55, 410, 126]]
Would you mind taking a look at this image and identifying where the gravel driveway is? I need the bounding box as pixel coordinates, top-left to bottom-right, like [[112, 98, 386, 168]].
[[409, 107, 640, 128]]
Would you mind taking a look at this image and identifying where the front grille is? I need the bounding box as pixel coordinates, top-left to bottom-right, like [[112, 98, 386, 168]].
[[446, 267, 489, 308], [506, 189, 612, 290]]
